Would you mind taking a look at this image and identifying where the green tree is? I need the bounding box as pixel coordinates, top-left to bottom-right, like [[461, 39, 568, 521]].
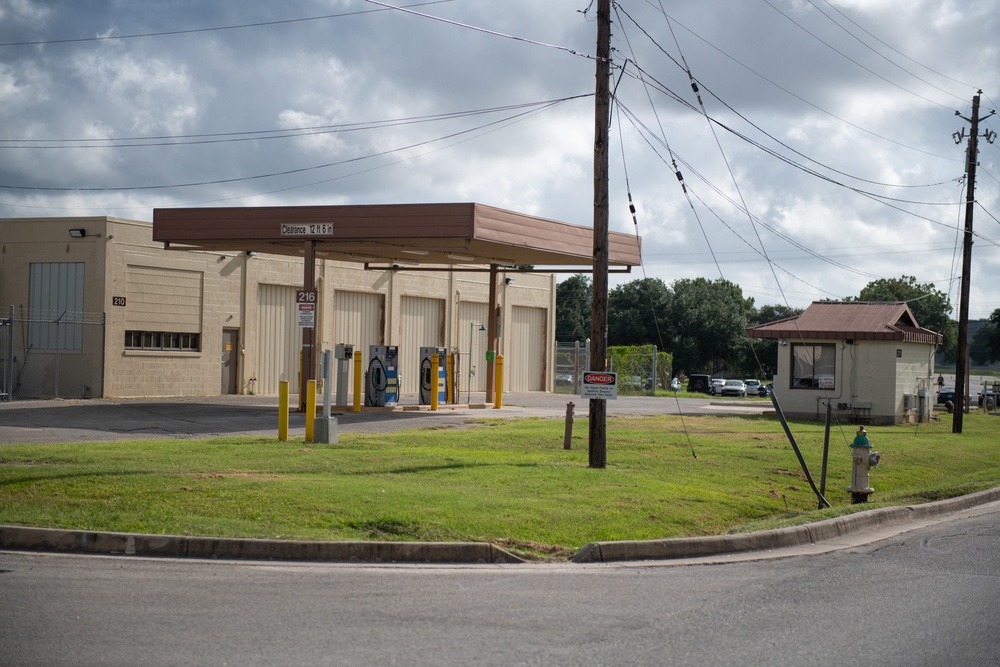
[[852, 275, 955, 361], [555, 274, 591, 342], [972, 310, 1000, 364], [666, 278, 754, 375], [608, 277, 670, 346]]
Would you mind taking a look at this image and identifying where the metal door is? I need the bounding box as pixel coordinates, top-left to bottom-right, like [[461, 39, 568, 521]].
[[221, 328, 239, 394]]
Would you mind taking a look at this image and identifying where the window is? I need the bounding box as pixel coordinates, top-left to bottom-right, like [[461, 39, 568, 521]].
[[791, 343, 836, 390], [125, 330, 200, 352]]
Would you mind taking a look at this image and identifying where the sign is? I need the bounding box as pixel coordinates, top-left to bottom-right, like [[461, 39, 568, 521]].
[[296, 290, 317, 304], [581, 371, 618, 400], [112, 296, 126, 307], [280, 223, 334, 237], [297, 303, 315, 329]]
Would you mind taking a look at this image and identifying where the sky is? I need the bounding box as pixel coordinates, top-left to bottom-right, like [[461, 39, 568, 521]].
[[2, 0, 999, 320]]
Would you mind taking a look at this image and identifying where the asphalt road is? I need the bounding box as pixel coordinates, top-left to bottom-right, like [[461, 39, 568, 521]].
[[0, 391, 773, 444], [2, 503, 998, 666]]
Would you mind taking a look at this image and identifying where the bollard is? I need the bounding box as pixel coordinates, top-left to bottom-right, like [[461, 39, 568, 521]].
[[564, 401, 575, 449], [353, 349, 362, 413], [278, 380, 289, 442], [431, 353, 440, 411], [305, 379, 316, 442], [494, 354, 504, 409]]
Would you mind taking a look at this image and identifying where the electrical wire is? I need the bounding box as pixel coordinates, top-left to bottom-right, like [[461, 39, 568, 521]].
[[0, 1, 455, 48]]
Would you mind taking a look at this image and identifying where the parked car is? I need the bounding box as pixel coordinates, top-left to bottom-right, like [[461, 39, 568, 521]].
[[687, 374, 712, 393], [743, 379, 761, 395], [720, 379, 747, 397], [555, 373, 575, 387], [708, 378, 726, 395], [670, 377, 682, 392], [937, 386, 955, 405], [979, 385, 996, 407]]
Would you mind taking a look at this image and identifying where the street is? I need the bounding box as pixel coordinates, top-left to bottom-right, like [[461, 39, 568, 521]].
[[3, 504, 998, 666]]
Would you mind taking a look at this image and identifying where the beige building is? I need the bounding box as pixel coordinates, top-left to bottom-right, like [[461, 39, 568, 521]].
[[747, 301, 943, 425], [0, 216, 558, 401]]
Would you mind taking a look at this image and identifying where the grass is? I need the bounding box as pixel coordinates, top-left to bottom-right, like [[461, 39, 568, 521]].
[[1, 411, 998, 560]]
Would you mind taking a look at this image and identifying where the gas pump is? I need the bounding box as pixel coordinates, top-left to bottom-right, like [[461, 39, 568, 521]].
[[419, 346, 447, 405], [366, 345, 399, 407], [333, 343, 354, 407]]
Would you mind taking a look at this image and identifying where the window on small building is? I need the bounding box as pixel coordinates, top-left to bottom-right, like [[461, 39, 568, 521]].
[[125, 330, 200, 352], [791, 343, 836, 390]]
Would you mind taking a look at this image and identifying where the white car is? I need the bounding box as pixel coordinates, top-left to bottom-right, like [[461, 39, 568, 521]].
[[708, 378, 726, 395], [670, 377, 682, 392]]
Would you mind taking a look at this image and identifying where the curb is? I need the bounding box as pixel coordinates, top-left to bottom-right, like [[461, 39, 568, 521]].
[[0, 527, 524, 564], [3, 488, 998, 565], [572, 486, 1000, 563]]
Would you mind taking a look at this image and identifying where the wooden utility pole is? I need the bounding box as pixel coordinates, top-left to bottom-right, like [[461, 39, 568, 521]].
[[589, 0, 611, 468], [953, 91, 996, 433]]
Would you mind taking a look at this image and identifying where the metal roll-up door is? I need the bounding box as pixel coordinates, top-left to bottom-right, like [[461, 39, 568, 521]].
[[509, 305, 547, 391]]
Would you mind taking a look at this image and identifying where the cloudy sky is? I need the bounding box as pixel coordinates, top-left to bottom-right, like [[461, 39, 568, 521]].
[[2, 0, 999, 319]]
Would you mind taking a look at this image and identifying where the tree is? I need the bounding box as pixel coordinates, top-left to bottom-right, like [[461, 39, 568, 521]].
[[972, 309, 1000, 364], [852, 275, 956, 361], [555, 274, 591, 342], [608, 277, 670, 346], [666, 278, 754, 375]]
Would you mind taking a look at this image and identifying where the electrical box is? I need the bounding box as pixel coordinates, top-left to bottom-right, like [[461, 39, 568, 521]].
[[333, 343, 354, 406], [366, 345, 398, 407], [419, 346, 447, 405]]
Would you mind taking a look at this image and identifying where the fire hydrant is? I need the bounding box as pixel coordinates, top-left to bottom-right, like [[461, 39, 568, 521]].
[[848, 426, 880, 504]]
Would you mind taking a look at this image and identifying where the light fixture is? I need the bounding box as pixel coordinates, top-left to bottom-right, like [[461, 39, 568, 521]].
[[68, 229, 86, 238], [402, 249, 430, 256], [504, 277, 515, 285], [245, 251, 258, 257], [447, 253, 475, 262]]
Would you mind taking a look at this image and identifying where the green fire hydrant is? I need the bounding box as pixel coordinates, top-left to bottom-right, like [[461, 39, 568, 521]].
[[848, 426, 880, 504]]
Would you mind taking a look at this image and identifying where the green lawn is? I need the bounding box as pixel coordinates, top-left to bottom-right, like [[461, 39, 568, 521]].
[[2, 411, 998, 560]]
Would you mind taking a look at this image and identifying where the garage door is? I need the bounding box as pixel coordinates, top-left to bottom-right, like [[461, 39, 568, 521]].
[[509, 305, 547, 391], [257, 284, 298, 395], [400, 296, 445, 395]]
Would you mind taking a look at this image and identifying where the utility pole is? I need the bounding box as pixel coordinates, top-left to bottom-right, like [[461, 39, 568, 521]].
[[589, 0, 611, 468], [952, 90, 996, 434]]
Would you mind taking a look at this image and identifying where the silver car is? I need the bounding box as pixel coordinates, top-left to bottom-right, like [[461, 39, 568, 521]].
[[720, 379, 747, 397]]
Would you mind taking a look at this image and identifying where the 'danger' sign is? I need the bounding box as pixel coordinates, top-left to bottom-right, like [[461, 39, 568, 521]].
[[581, 372, 618, 399]]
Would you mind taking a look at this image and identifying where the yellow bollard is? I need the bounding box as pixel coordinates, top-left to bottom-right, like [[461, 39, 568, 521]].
[[278, 380, 289, 442], [446, 352, 454, 404], [494, 354, 504, 409], [353, 349, 362, 413], [431, 353, 439, 411], [305, 379, 316, 442]]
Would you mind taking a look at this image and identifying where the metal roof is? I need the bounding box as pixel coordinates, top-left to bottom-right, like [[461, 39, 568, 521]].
[[152, 202, 642, 269], [745, 301, 943, 345]]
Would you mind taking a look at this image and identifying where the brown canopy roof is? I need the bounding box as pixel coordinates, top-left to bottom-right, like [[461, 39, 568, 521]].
[[746, 301, 943, 345], [152, 202, 641, 269]]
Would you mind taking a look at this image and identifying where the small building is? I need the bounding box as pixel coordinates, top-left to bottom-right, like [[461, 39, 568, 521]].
[[746, 301, 943, 425], [0, 215, 554, 400]]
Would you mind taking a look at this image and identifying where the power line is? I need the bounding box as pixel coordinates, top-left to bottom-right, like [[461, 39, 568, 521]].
[[0, 98, 578, 192], [0, 1, 455, 47], [0, 96, 590, 148]]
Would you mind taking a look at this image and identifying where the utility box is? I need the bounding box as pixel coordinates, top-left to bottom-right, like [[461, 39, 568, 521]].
[[333, 343, 354, 406], [366, 345, 398, 407], [419, 346, 447, 405]]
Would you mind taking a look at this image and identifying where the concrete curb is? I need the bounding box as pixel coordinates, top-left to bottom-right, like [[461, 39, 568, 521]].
[[572, 486, 1000, 563], [0, 527, 524, 564], [3, 488, 998, 565]]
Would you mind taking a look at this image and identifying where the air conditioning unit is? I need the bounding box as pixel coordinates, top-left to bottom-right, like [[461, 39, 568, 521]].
[[903, 394, 916, 410]]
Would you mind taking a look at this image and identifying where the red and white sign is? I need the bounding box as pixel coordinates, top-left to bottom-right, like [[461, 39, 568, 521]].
[[581, 371, 618, 399]]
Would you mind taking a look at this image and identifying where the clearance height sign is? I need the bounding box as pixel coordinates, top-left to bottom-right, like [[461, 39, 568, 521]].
[[581, 372, 618, 400]]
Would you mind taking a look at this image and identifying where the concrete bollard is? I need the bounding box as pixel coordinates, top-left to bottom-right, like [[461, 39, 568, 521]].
[[564, 401, 575, 449]]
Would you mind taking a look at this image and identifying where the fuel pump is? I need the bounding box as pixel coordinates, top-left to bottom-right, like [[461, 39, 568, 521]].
[[366, 345, 399, 407], [419, 346, 447, 405], [848, 426, 880, 504], [333, 343, 354, 407]]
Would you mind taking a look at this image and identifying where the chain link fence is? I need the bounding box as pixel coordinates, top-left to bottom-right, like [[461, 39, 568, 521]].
[[554, 341, 671, 396], [1, 306, 106, 401]]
